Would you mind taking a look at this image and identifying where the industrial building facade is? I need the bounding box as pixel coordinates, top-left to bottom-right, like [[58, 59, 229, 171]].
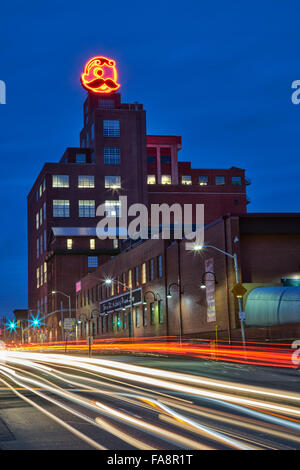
[[27, 75, 249, 341]]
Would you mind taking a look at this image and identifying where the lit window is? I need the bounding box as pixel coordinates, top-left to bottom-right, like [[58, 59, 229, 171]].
[[44, 263, 47, 283], [232, 176, 242, 186], [198, 176, 208, 186], [150, 303, 155, 324], [136, 307, 140, 327], [36, 213, 39, 229], [88, 256, 98, 268], [104, 147, 120, 165], [113, 239, 119, 249], [158, 300, 163, 323], [76, 153, 86, 163], [105, 200, 121, 218], [43, 179, 46, 192], [78, 175, 95, 188], [53, 200, 70, 217], [90, 239, 95, 250], [103, 120, 120, 137], [161, 175, 172, 185], [52, 175, 69, 188], [39, 208, 43, 226], [67, 239, 73, 250], [147, 175, 156, 185], [161, 155, 171, 163], [105, 176, 121, 189], [215, 176, 225, 185], [39, 184, 42, 197], [128, 269, 132, 288], [36, 268, 40, 288], [79, 200, 95, 218], [181, 175, 192, 185], [142, 263, 146, 284]]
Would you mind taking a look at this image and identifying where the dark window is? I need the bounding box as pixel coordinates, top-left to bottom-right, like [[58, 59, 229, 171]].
[[149, 259, 154, 281], [150, 303, 155, 324], [161, 155, 171, 163], [147, 155, 156, 163], [232, 176, 242, 186], [158, 301, 164, 324], [215, 176, 225, 185], [143, 305, 147, 327]]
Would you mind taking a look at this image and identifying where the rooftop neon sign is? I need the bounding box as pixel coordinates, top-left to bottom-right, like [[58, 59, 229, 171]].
[[81, 56, 120, 94]]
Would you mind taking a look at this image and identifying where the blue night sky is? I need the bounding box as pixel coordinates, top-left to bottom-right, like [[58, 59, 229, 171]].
[[0, 0, 299, 316]]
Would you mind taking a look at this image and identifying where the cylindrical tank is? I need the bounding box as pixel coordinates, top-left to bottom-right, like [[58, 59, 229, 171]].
[[245, 286, 300, 327]]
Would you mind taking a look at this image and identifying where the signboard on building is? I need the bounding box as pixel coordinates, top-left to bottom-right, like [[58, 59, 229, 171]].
[[99, 288, 142, 315], [205, 258, 216, 323], [64, 318, 76, 330]]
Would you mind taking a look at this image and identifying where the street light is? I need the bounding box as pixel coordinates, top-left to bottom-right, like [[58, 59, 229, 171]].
[[193, 244, 246, 345], [51, 290, 72, 352], [200, 271, 218, 289], [167, 282, 184, 345]]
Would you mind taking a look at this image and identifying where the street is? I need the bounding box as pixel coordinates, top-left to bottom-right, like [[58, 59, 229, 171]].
[[0, 352, 299, 450]]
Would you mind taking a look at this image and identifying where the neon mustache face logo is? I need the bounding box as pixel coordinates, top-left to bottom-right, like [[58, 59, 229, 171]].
[[81, 56, 120, 94]]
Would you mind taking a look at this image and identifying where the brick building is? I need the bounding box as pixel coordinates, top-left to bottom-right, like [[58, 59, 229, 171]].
[[75, 213, 300, 342], [27, 86, 248, 340]]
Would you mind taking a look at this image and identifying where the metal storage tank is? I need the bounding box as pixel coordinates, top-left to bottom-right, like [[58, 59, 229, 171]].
[[245, 286, 300, 327]]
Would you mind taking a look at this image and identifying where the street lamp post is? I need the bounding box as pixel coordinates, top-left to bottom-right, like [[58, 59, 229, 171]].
[[194, 244, 246, 346], [167, 282, 184, 345], [51, 290, 72, 352]]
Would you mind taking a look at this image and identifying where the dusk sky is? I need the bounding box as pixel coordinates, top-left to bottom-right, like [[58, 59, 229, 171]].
[[0, 1, 299, 316]]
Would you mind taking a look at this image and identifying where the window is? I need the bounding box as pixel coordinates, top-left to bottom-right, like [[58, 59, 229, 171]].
[[43, 202, 46, 221], [141, 263, 146, 284], [161, 175, 172, 185], [105, 176, 121, 189], [39, 208, 43, 226], [232, 176, 242, 186], [90, 238, 95, 250], [149, 259, 154, 281], [136, 307, 140, 327], [67, 239, 73, 250], [88, 256, 98, 268], [234, 199, 239, 206], [147, 175, 156, 185], [215, 176, 225, 185], [79, 200, 95, 217], [150, 303, 155, 325], [36, 267, 40, 288], [43, 178, 46, 192], [76, 153, 86, 163], [147, 155, 155, 163], [78, 175, 95, 188], [158, 301, 164, 323], [113, 239, 119, 249], [52, 175, 69, 188], [157, 255, 163, 278], [105, 200, 121, 217], [143, 305, 147, 327], [103, 120, 120, 137], [198, 176, 208, 186], [53, 200, 70, 217], [40, 235, 43, 255], [181, 175, 192, 185], [104, 147, 120, 165], [98, 99, 114, 109], [44, 262, 47, 283], [44, 230, 47, 251], [37, 239, 39, 258], [128, 269, 132, 288], [90, 123, 94, 141], [135, 266, 139, 286], [161, 155, 171, 163], [39, 184, 42, 198], [36, 213, 39, 229]]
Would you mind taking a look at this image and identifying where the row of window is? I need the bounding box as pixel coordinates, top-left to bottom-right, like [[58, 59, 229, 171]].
[[77, 256, 163, 308], [51, 200, 121, 218], [36, 263, 47, 288], [52, 175, 121, 189], [147, 175, 242, 186], [66, 238, 118, 251], [37, 296, 47, 315], [78, 302, 164, 338], [147, 155, 172, 164], [36, 203, 46, 229]]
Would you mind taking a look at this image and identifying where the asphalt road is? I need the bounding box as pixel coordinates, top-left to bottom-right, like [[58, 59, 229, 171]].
[[0, 351, 300, 450]]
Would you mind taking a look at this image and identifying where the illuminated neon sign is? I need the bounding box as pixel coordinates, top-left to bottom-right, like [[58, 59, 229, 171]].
[[81, 56, 120, 94]]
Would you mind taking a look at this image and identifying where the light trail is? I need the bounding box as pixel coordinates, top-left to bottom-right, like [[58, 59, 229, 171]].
[[0, 350, 299, 450]]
